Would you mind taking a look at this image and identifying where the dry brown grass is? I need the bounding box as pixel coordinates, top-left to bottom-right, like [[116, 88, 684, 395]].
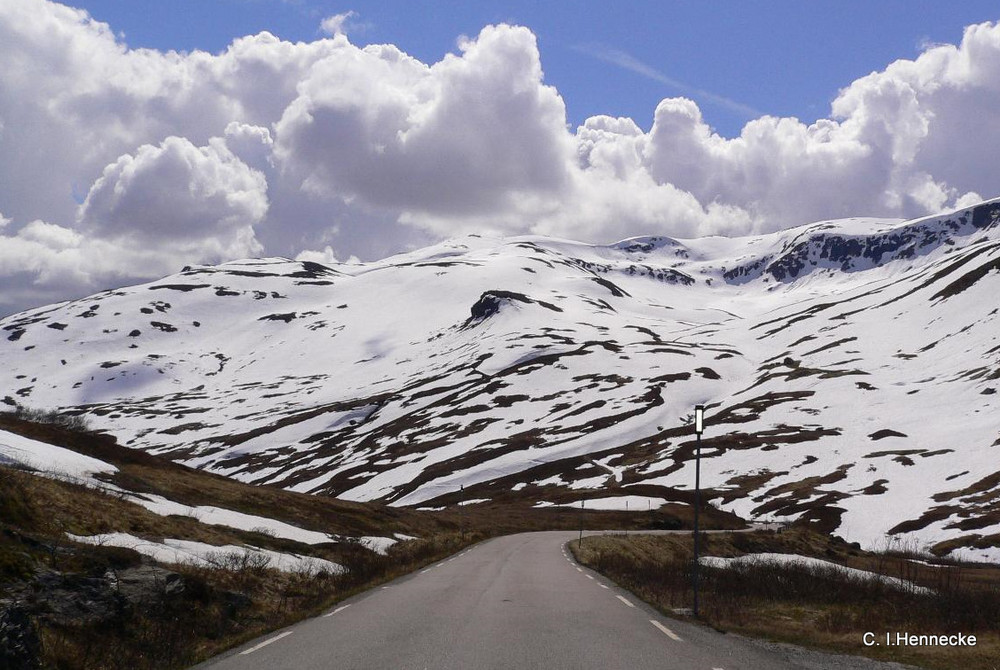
[[571, 529, 1000, 670], [0, 462, 485, 669], [0, 413, 747, 668], [0, 414, 493, 669]]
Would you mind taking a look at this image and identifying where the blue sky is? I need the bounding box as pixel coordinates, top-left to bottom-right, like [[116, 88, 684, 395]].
[[2, 0, 1000, 315], [70, 0, 1000, 137]]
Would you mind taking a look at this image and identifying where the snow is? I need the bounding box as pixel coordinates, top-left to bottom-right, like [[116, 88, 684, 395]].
[[358, 536, 396, 555], [3, 201, 1000, 561], [533, 496, 668, 511], [125, 493, 338, 545], [700, 553, 932, 595], [66, 532, 343, 575], [0, 429, 117, 485]]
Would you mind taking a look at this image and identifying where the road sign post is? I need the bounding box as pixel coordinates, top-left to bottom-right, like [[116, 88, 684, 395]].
[[693, 404, 704, 618]]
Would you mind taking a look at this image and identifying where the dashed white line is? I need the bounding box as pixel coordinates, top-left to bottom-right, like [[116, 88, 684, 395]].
[[650, 620, 683, 642], [586, 574, 594, 580], [576, 567, 583, 573], [323, 604, 351, 618], [599, 584, 609, 590], [616, 595, 635, 608], [239, 631, 292, 655], [381, 586, 391, 590]]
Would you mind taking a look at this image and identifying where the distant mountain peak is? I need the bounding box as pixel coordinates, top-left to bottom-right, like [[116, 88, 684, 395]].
[[2, 200, 999, 562]]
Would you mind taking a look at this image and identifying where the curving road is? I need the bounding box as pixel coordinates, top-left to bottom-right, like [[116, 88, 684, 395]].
[[194, 531, 912, 670]]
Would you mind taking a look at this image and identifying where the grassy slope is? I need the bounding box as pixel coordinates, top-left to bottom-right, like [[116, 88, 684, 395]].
[[570, 529, 1000, 670], [0, 417, 482, 668], [0, 414, 754, 668]]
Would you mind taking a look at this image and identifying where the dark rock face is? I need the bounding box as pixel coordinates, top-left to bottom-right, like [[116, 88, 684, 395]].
[[0, 605, 41, 670], [725, 201, 1000, 284], [466, 291, 530, 323], [6, 565, 184, 629], [258, 313, 297, 323], [291, 261, 335, 278], [111, 565, 185, 605], [971, 201, 1000, 229], [0, 605, 40, 670], [26, 570, 121, 626], [149, 321, 177, 333], [723, 257, 769, 284], [463, 290, 563, 327]]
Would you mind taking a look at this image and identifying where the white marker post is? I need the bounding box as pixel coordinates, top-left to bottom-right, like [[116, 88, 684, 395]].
[[693, 404, 705, 618]]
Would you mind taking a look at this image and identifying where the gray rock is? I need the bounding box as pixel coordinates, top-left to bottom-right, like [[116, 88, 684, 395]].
[[0, 605, 41, 670], [108, 565, 184, 605]]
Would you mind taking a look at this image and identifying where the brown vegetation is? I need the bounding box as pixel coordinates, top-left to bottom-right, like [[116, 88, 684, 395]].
[[570, 528, 1000, 670]]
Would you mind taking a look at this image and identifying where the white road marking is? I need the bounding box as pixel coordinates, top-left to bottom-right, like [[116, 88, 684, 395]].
[[650, 620, 683, 642], [616, 595, 635, 608], [382, 586, 391, 590], [323, 604, 351, 618], [586, 574, 594, 580], [576, 567, 583, 572], [599, 584, 609, 589], [239, 631, 292, 655], [421, 569, 430, 574]]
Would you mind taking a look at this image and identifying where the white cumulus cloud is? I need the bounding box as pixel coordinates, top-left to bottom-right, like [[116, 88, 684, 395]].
[[79, 135, 267, 260], [1, 1, 1000, 315]]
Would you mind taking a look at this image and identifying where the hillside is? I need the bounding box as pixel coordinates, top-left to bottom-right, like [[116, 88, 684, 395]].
[[2, 199, 999, 561]]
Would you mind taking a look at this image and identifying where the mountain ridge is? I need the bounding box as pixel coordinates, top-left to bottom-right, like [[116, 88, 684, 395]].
[[3, 198, 999, 561]]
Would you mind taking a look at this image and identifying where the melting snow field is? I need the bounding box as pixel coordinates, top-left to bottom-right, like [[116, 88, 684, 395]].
[[66, 533, 343, 575], [3, 199, 1000, 562], [0, 429, 116, 485], [126, 493, 339, 545], [534, 496, 669, 511], [0, 428, 407, 567], [700, 553, 932, 595]]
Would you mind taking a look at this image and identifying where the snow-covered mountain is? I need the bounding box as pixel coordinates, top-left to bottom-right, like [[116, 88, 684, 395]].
[[3, 200, 999, 561]]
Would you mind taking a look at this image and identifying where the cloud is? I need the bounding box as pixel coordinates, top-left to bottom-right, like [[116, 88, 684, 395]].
[[2, 2, 1000, 314], [274, 24, 573, 229], [320, 11, 356, 37], [78, 135, 267, 261]]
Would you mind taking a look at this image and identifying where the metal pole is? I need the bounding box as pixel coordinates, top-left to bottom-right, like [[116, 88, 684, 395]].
[[693, 429, 701, 618]]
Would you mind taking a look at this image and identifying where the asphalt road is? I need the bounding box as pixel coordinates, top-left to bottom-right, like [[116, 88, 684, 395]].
[[194, 531, 913, 670]]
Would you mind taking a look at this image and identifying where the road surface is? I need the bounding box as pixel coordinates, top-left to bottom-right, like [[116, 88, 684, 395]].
[[194, 531, 912, 670]]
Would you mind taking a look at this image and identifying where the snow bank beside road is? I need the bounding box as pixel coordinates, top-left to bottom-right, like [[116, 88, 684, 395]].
[[700, 553, 932, 594]]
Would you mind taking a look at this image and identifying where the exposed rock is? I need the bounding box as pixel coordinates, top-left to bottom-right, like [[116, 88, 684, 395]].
[[0, 605, 40, 670], [109, 565, 184, 606], [27, 570, 121, 626], [464, 290, 563, 327]]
